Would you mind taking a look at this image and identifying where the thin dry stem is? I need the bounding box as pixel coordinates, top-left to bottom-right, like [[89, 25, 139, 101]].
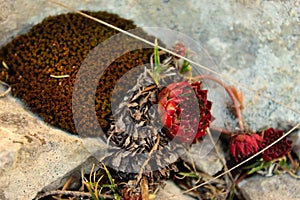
[[234, 172, 248, 186], [34, 190, 92, 199], [285, 168, 300, 179], [136, 135, 160, 184], [0, 80, 11, 98], [50, 74, 70, 78], [59, 176, 73, 199], [140, 176, 149, 200], [207, 128, 234, 183], [210, 125, 233, 136]]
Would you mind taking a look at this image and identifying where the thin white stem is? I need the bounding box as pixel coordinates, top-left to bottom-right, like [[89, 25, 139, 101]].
[[0, 80, 11, 98], [207, 128, 234, 183]]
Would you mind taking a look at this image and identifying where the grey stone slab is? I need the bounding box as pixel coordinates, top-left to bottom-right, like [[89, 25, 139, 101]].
[[180, 136, 225, 176], [156, 181, 195, 200], [0, 90, 92, 200], [238, 174, 300, 200]]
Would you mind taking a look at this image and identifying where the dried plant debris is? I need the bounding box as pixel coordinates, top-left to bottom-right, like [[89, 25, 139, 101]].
[[174, 162, 228, 199], [0, 11, 155, 134], [102, 67, 180, 182]]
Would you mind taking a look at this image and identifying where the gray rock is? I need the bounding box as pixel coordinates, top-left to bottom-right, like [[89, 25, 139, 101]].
[[238, 174, 300, 200], [37, 156, 100, 195], [180, 135, 225, 176], [290, 128, 300, 160], [156, 181, 195, 200], [0, 90, 92, 200]]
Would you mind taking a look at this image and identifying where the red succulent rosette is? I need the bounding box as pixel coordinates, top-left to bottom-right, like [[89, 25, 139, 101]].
[[260, 128, 293, 161], [230, 133, 263, 162], [157, 81, 213, 143]]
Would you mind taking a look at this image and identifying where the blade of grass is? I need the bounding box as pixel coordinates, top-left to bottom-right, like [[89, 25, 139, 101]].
[[247, 161, 272, 175], [178, 172, 199, 178], [180, 51, 191, 74], [153, 38, 161, 85], [102, 164, 120, 200], [84, 181, 98, 200]]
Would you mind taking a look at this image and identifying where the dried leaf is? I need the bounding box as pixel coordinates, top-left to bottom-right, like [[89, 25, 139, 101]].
[[229, 85, 244, 110]]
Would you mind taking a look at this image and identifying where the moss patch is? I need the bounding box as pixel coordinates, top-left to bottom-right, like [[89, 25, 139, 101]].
[[0, 11, 155, 135]]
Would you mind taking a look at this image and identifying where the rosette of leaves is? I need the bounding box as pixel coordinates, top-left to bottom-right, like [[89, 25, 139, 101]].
[[260, 128, 293, 161], [157, 81, 213, 143], [230, 133, 263, 162], [154, 40, 214, 143]]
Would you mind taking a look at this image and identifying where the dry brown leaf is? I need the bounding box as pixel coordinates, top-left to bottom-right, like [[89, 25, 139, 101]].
[[229, 85, 244, 110]]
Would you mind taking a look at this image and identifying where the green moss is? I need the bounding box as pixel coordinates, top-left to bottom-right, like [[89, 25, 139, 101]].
[[0, 11, 155, 135]]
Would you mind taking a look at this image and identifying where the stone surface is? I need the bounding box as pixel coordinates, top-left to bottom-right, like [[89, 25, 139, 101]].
[[180, 134, 225, 176], [238, 174, 300, 200], [156, 181, 195, 200], [37, 156, 100, 194], [290, 128, 300, 160], [0, 90, 92, 200]]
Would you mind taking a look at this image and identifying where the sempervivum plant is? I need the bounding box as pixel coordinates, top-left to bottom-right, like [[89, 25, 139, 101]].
[[158, 81, 213, 143], [103, 40, 214, 183], [260, 128, 293, 161], [230, 133, 263, 162]]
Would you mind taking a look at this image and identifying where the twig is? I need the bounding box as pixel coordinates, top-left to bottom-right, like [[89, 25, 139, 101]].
[[136, 135, 160, 184], [2, 61, 9, 70], [50, 74, 70, 78], [34, 190, 92, 199], [207, 128, 234, 182], [0, 80, 11, 98], [210, 125, 233, 136]]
